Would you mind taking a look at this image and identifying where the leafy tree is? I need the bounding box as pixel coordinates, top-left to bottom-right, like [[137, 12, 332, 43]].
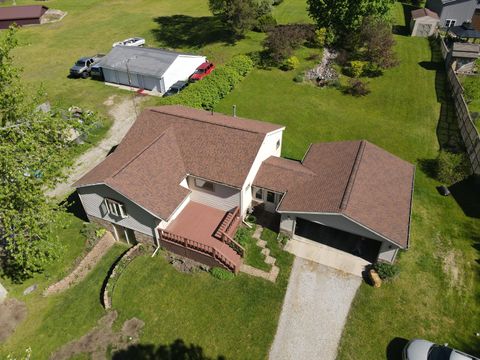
[[358, 16, 398, 69], [263, 24, 316, 63], [209, 0, 272, 36], [0, 27, 83, 281], [306, 0, 394, 43]]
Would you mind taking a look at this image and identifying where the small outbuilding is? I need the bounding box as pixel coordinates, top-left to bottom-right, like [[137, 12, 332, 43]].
[[98, 46, 206, 94], [410, 8, 439, 37], [0, 5, 48, 29], [451, 42, 480, 72]]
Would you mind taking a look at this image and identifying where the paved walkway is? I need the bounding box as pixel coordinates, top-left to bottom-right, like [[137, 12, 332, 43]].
[[269, 257, 361, 360], [240, 226, 279, 282], [46, 96, 142, 199], [284, 236, 369, 277], [43, 232, 116, 296]]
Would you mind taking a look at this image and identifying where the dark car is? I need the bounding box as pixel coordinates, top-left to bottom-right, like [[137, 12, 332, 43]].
[[69, 54, 104, 79], [164, 81, 189, 97], [189, 62, 215, 82]]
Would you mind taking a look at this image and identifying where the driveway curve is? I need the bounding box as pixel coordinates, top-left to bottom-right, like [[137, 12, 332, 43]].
[[269, 257, 361, 360]]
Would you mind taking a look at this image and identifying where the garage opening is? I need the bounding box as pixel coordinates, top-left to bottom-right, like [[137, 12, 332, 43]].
[[294, 218, 381, 263]]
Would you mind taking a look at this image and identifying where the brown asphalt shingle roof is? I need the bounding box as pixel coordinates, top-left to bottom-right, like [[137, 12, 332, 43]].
[[0, 5, 48, 20], [254, 141, 415, 248], [411, 8, 439, 20], [75, 106, 284, 220]]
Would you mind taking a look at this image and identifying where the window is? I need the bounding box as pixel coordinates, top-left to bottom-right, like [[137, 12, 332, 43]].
[[445, 19, 456, 27], [106, 199, 127, 218], [255, 188, 263, 200], [266, 191, 275, 203], [194, 178, 214, 192], [276, 140, 281, 150]]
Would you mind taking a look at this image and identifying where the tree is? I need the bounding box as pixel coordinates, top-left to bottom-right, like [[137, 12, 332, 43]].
[[0, 27, 84, 281], [359, 16, 398, 69], [263, 24, 316, 63], [306, 0, 394, 43], [209, 0, 272, 36]]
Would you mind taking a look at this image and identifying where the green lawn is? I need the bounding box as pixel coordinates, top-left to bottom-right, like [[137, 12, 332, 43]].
[[214, 3, 480, 358], [0, 213, 129, 358], [111, 247, 293, 360]]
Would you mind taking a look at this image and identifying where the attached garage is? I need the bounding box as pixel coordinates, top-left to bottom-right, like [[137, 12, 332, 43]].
[[254, 140, 415, 265], [98, 46, 206, 93]]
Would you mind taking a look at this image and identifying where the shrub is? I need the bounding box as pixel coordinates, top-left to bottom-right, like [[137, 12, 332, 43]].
[[344, 78, 370, 96], [347, 60, 368, 78], [373, 262, 399, 280], [293, 73, 304, 82], [246, 214, 257, 223], [234, 226, 251, 246], [463, 76, 480, 102], [254, 14, 277, 32], [358, 16, 398, 69], [363, 62, 383, 78], [161, 55, 253, 110], [272, 0, 283, 5], [278, 233, 290, 246], [282, 56, 300, 71], [210, 267, 235, 280], [315, 27, 335, 47], [81, 222, 105, 250], [436, 150, 471, 184]]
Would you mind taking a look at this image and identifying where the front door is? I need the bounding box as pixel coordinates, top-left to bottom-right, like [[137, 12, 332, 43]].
[[113, 225, 137, 245]]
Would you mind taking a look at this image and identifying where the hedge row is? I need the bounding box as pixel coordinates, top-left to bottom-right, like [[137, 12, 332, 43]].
[[161, 55, 254, 110]]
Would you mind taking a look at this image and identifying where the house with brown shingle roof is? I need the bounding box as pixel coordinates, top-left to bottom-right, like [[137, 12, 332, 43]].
[[0, 5, 48, 29], [75, 106, 414, 272]]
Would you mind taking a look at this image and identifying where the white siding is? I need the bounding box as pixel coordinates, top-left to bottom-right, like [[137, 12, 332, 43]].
[[241, 129, 284, 215], [77, 184, 161, 237], [187, 176, 240, 212], [162, 55, 206, 91]]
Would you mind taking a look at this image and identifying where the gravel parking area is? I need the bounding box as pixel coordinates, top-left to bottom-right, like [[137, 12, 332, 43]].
[[269, 257, 361, 360]]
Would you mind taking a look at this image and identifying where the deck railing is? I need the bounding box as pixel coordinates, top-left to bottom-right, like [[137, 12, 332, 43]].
[[159, 229, 238, 272], [217, 207, 244, 257]]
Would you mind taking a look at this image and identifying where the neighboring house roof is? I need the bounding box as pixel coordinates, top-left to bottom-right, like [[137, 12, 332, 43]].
[[75, 106, 285, 220], [452, 41, 480, 58], [254, 140, 415, 248], [99, 46, 204, 78], [411, 8, 439, 19], [449, 22, 480, 38], [0, 5, 48, 20]]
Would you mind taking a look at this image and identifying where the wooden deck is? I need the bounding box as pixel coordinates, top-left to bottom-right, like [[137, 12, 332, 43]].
[[159, 201, 243, 272]]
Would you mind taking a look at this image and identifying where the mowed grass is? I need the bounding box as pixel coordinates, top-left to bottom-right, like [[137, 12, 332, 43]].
[[215, 3, 480, 358], [111, 246, 293, 360], [0, 212, 129, 359]]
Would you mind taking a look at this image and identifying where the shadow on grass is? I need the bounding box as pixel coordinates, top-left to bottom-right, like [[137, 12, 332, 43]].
[[392, 3, 418, 36], [112, 339, 226, 360], [386, 337, 409, 360], [449, 176, 480, 218], [61, 191, 88, 222], [151, 15, 237, 49], [417, 157, 438, 179]]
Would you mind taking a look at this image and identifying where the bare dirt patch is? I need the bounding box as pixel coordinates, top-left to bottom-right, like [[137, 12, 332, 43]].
[[0, 299, 27, 343], [50, 310, 144, 360], [442, 250, 463, 289], [41, 9, 67, 24]]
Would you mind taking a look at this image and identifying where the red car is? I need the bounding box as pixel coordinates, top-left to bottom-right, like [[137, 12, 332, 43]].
[[189, 62, 215, 82]]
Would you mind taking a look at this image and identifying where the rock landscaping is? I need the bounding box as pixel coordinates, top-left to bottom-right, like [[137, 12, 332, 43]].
[[44, 232, 116, 296], [305, 48, 338, 86], [240, 225, 280, 282]]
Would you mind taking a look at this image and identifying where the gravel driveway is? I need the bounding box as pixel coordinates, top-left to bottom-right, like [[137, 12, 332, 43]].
[[269, 257, 361, 360]]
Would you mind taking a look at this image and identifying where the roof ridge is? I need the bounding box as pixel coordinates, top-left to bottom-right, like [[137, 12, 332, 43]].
[[339, 140, 366, 211], [148, 108, 271, 135], [268, 157, 316, 175], [110, 127, 174, 179]]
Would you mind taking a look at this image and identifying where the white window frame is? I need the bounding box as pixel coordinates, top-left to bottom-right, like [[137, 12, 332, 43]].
[[254, 187, 263, 200], [445, 19, 456, 27], [105, 198, 127, 218]]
